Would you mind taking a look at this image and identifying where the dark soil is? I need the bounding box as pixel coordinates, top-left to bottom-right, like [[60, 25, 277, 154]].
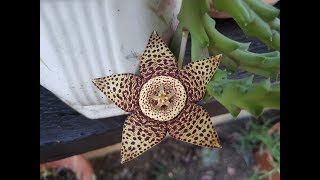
[[40, 168, 78, 180]]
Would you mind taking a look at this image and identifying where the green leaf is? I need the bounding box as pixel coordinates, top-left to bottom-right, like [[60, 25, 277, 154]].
[[205, 69, 280, 117]]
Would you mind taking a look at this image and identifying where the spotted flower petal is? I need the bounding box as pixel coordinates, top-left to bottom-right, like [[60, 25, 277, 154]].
[[178, 55, 221, 103], [139, 31, 178, 80], [92, 32, 223, 164], [167, 103, 221, 148], [92, 74, 142, 112], [121, 113, 167, 163]]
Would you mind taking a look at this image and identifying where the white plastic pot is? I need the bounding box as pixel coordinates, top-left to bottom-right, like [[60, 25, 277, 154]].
[[40, 0, 182, 119]]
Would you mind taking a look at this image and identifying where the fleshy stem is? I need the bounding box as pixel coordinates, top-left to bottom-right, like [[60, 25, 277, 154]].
[[171, 0, 280, 118], [178, 30, 189, 69], [212, 0, 280, 51], [175, 0, 280, 79], [203, 14, 280, 79]]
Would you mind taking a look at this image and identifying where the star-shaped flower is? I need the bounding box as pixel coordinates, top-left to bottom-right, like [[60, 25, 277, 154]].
[[92, 31, 222, 163]]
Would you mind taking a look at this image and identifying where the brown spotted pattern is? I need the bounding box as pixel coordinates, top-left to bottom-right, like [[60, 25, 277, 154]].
[[139, 76, 187, 121], [121, 113, 167, 164], [140, 31, 178, 81], [167, 103, 221, 148], [92, 74, 142, 112], [92, 31, 223, 164], [178, 55, 222, 103]]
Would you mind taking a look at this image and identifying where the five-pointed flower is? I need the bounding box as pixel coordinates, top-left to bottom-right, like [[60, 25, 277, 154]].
[[92, 32, 222, 163]]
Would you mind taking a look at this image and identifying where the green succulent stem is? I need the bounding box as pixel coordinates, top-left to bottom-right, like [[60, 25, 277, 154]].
[[170, 0, 280, 117], [205, 69, 280, 117], [212, 0, 280, 51], [203, 14, 280, 79]]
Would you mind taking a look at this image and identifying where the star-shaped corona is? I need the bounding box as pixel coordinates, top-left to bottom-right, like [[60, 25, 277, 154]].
[[151, 84, 175, 109], [92, 31, 222, 163]]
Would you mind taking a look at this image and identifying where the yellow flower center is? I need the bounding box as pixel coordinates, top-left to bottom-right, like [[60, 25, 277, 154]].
[[150, 84, 175, 109], [139, 76, 187, 121]]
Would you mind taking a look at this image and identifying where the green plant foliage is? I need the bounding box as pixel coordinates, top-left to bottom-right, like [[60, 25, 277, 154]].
[[204, 69, 279, 117], [236, 118, 280, 179], [171, 0, 280, 118], [240, 118, 280, 162], [177, 0, 210, 60], [212, 0, 280, 50], [203, 15, 280, 79]]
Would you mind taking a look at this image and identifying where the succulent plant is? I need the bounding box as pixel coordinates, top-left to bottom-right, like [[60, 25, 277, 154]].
[[171, 0, 280, 117]]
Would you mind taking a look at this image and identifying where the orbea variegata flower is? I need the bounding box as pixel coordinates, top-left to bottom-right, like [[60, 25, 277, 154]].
[[93, 32, 222, 163]]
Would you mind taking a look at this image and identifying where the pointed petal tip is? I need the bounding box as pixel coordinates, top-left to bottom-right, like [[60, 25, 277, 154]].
[[91, 78, 98, 83], [151, 31, 161, 39], [120, 151, 127, 164], [120, 113, 167, 163], [216, 144, 222, 148], [152, 30, 158, 35], [92, 79, 103, 91], [91, 78, 98, 85], [215, 54, 223, 60], [120, 159, 126, 164], [92, 78, 102, 85], [140, 31, 178, 78]]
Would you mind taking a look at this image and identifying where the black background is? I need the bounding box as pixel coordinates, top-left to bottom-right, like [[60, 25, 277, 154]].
[[0, 0, 312, 179]]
